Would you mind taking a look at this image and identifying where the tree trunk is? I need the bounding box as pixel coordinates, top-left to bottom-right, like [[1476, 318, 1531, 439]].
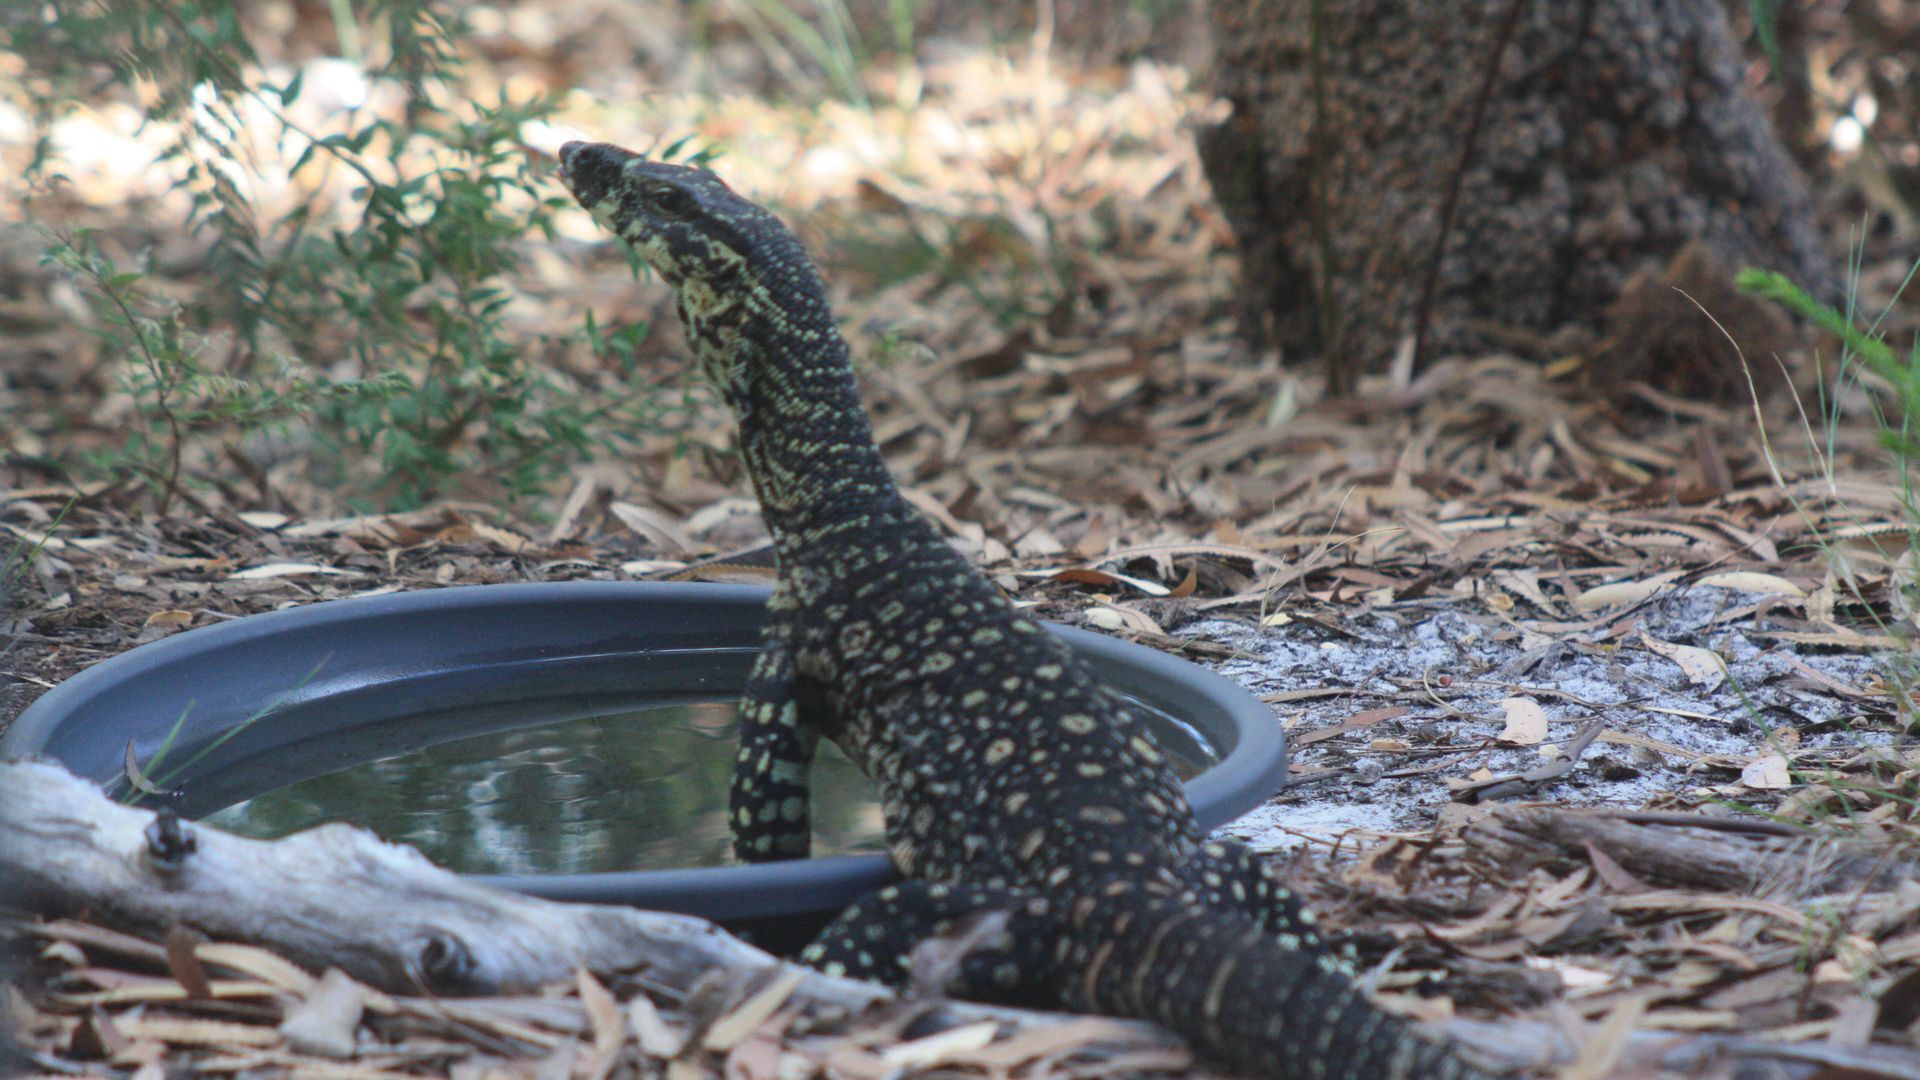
[[1198, 0, 1831, 392]]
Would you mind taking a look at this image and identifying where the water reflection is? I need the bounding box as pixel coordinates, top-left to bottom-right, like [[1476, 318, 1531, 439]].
[[206, 702, 885, 874], [204, 694, 1211, 875]]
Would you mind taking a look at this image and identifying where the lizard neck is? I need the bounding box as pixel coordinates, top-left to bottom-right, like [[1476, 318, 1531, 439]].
[[689, 292, 903, 550]]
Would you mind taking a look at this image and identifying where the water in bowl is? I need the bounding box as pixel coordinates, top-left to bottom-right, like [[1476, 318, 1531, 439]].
[[201, 695, 1212, 876]]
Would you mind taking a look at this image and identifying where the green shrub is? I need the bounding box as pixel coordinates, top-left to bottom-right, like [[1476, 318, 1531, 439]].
[[1739, 262, 1920, 728], [1738, 267, 1919, 463], [10, 1, 671, 510]]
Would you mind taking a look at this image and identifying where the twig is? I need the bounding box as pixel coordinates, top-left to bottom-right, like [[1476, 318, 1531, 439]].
[[1410, 0, 1531, 371], [1308, 0, 1344, 391], [1452, 715, 1605, 803], [1585, 808, 1804, 839]]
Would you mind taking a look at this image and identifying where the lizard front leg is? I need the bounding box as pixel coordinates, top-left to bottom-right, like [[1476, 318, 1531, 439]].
[[800, 881, 1058, 1006], [729, 620, 818, 863]]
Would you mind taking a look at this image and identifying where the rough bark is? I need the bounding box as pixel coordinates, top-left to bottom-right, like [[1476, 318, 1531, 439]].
[[1199, 0, 1831, 389], [1462, 804, 1920, 895]]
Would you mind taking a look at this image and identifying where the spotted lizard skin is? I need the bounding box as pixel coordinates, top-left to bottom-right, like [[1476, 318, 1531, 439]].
[[559, 140, 1501, 1079]]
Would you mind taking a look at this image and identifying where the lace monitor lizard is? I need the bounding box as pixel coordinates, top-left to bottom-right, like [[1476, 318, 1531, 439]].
[[558, 140, 1502, 1080]]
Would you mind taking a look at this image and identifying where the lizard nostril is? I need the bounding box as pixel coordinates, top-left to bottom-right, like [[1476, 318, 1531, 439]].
[[557, 142, 629, 196]]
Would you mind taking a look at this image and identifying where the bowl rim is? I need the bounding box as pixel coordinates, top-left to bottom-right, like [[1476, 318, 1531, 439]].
[[1, 581, 1287, 922]]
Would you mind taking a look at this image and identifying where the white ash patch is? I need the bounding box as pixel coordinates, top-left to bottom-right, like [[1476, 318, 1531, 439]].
[[1188, 586, 1895, 852]]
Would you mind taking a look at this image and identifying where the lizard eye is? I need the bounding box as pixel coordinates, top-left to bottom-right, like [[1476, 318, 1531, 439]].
[[650, 185, 697, 218]]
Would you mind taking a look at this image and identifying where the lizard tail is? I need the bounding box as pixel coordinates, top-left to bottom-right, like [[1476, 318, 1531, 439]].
[[1054, 884, 1502, 1079], [805, 880, 1505, 1079]]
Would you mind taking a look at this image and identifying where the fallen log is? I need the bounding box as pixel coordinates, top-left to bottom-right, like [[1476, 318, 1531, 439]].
[[1, 758, 1209, 1073], [1466, 804, 1920, 894], [2, 759, 776, 997]]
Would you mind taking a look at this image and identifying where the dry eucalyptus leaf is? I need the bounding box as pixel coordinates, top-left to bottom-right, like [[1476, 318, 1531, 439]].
[[235, 511, 290, 529], [1564, 995, 1646, 1080], [1498, 697, 1550, 745], [1296, 706, 1409, 747], [966, 1017, 1174, 1068], [666, 1059, 706, 1080], [194, 945, 323, 997], [1739, 753, 1792, 790], [1444, 766, 1500, 791], [575, 968, 624, 1069], [123, 743, 170, 796], [1695, 571, 1805, 598], [277, 969, 367, 1059], [229, 562, 357, 580], [110, 1016, 279, 1047], [876, 1021, 999, 1069], [1492, 568, 1560, 614], [700, 968, 803, 1053], [723, 1030, 787, 1080], [1807, 578, 1838, 624], [1538, 959, 1616, 991], [628, 993, 685, 1059], [1013, 528, 1065, 558], [610, 502, 695, 554], [621, 559, 689, 576], [1084, 604, 1162, 634], [1572, 570, 1685, 612], [1639, 633, 1728, 691], [467, 520, 536, 554], [1030, 566, 1169, 596]]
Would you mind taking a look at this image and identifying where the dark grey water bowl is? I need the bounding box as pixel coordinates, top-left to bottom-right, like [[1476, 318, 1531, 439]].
[[1, 583, 1286, 944]]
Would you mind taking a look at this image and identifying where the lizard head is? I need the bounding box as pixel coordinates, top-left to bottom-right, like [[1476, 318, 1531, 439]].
[[559, 140, 831, 394], [559, 141, 760, 284]]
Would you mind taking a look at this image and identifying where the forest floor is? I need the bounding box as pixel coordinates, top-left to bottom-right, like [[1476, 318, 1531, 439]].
[[6, 3, 1920, 1077]]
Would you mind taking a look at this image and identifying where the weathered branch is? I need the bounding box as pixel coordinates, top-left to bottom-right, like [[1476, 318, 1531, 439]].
[[2, 759, 769, 996], [1443, 1017, 1920, 1080], [0, 758, 1162, 1048], [1467, 804, 1919, 894]]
